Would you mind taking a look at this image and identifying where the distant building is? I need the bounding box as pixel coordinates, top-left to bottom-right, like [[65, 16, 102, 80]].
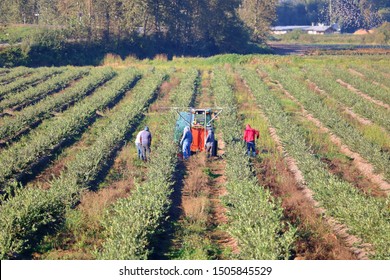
[[271, 24, 339, 35]]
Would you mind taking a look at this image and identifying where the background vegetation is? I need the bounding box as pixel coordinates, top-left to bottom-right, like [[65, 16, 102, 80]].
[[0, 0, 275, 63], [270, 22, 390, 45], [0, 0, 388, 67], [276, 0, 390, 32]]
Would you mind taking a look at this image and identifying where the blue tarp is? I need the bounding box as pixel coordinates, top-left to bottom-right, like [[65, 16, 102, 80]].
[[174, 110, 212, 143], [174, 112, 192, 143]]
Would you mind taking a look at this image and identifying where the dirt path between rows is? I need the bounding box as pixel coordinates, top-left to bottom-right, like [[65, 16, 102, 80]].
[[267, 123, 370, 260], [336, 79, 390, 110], [200, 70, 238, 256], [167, 70, 237, 259], [208, 133, 239, 256]]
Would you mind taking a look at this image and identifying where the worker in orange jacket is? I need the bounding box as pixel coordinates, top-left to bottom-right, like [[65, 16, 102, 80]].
[[243, 124, 259, 157]]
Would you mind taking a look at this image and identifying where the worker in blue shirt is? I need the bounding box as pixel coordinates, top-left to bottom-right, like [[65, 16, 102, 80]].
[[180, 126, 193, 160]]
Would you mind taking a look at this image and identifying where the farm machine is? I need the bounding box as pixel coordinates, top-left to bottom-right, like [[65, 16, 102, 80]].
[[174, 108, 223, 152]]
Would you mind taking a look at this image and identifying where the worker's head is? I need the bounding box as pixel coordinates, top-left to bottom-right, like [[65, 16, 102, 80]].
[[144, 126, 149, 131], [246, 124, 252, 130]]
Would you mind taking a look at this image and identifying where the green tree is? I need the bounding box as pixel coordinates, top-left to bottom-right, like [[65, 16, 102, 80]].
[[239, 0, 278, 42]]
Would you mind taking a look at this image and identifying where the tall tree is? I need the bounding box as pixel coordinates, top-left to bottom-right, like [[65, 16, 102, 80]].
[[239, 0, 277, 42], [327, 0, 382, 31]]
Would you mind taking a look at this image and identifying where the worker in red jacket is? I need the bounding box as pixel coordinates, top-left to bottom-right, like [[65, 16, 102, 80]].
[[243, 124, 259, 157]]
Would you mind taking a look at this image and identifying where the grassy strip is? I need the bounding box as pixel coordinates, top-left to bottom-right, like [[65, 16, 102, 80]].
[[0, 67, 32, 84], [0, 67, 89, 112], [349, 65, 390, 89], [373, 65, 390, 76], [0, 69, 10, 75], [239, 67, 390, 259], [0, 67, 116, 142], [0, 67, 64, 99], [282, 69, 390, 153], [212, 68, 296, 259], [302, 64, 390, 133], [329, 64, 390, 106], [270, 33, 378, 45], [0, 70, 167, 259], [97, 70, 196, 259], [265, 66, 390, 182], [0, 69, 139, 194], [269, 82, 386, 197]]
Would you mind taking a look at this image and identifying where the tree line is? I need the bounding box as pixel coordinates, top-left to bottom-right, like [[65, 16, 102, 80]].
[[0, 0, 277, 56]]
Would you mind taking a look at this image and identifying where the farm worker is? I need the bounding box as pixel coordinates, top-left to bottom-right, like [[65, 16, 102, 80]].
[[180, 126, 193, 160], [205, 127, 215, 158], [140, 126, 152, 162], [243, 124, 259, 157], [135, 130, 143, 160]]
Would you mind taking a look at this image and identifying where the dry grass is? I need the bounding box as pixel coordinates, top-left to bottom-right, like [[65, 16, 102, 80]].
[[161, 77, 180, 95], [181, 155, 209, 216], [154, 54, 169, 62], [183, 167, 208, 197], [79, 182, 131, 223], [261, 156, 356, 260], [148, 77, 179, 112], [182, 196, 209, 223], [102, 53, 123, 66]]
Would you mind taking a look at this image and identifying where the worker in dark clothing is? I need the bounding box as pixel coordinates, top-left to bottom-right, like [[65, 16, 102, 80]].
[[140, 126, 152, 162], [243, 124, 259, 157], [205, 127, 215, 158], [180, 126, 193, 160]]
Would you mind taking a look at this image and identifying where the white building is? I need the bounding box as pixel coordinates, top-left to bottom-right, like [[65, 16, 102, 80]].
[[271, 24, 339, 35]]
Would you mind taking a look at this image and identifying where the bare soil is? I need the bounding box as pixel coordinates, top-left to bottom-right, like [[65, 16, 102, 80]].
[[203, 70, 238, 255], [207, 134, 240, 255], [168, 70, 238, 258]]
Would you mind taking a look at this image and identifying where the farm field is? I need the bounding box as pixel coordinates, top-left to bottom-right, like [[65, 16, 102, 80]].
[[0, 55, 389, 260]]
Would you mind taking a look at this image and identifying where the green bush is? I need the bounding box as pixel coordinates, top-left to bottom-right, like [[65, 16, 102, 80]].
[[374, 22, 390, 44], [286, 29, 303, 41], [21, 29, 68, 66], [0, 47, 28, 67]]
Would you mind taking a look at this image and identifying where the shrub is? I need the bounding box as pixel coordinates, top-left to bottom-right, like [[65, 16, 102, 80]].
[[0, 47, 28, 67], [286, 29, 303, 41]]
